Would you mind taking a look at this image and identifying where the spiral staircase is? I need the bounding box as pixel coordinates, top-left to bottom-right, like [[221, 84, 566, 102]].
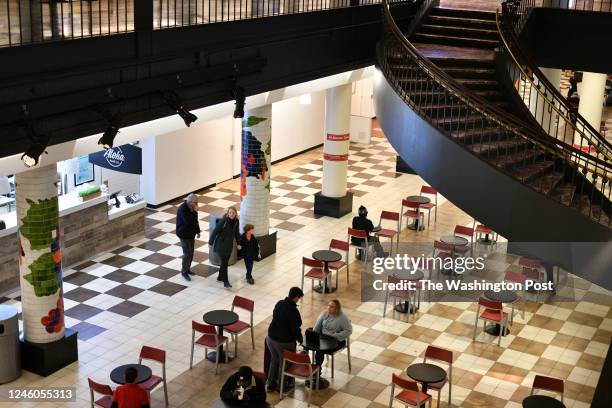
[[374, 0, 612, 288]]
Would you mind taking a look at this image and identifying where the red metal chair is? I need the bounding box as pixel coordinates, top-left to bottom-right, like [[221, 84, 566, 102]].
[[503, 270, 527, 323], [190, 321, 229, 374], [432, 240, 454, 279], [420, 186, 438, 226], [400, 199, 425, 231], [388, 373, 432, 408], [531, 375, 564, 402], [376, 210, 400, 255], [329, 239, 350, 286], [224, 295, 255, 358], [519, 257, 545, 301], [138, 345, 168, 406], [279, 350, 321, 407], [473, 297, 508, 346], [383, 274, 416, 319], [88, 378, 113, 408], [453, 225, 474, 257], [472, 221, 498, 244], [301, 257, 328, 293], [326, 336, 352, 379], [253, 370, 267, 383], [423, 346, 453, 408], [348, 228, 369, 268]]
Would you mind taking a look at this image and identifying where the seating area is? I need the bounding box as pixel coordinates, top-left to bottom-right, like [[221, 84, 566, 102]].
[[1, 137, 609, 408]]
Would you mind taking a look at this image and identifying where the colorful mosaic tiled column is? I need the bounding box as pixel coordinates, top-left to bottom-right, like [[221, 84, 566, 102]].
[[322, 84, 351, 197], [15, 165, 65, 344], [240, 105, 272, 237]]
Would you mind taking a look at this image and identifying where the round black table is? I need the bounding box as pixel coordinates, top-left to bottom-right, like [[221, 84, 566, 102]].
[[302, 333, 339, 390], [212, 399, 271, 408], [483, 290, 519, 336], [110, 364, 152, 385], [406, 363, 446, 392], [312, 250, 342, 294], [405, 195, 430, 231], [393, 269, 424, 314], [522, 395, 565, 408], [204, 310, 239, 363]]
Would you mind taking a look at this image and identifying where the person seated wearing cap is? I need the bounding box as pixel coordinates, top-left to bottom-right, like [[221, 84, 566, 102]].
[[111, 367, 150, 408], [351, 205, 388, 260], [220, 366, 267, 405]]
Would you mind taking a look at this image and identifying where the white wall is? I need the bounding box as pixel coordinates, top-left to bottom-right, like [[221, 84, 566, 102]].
[[142, 91, 326, 206], [271, 91, 325, 162]]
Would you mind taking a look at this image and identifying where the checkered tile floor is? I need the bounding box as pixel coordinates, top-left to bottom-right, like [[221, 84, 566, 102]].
[[1, 134, 610, 408], [0, 137, 401, 343]]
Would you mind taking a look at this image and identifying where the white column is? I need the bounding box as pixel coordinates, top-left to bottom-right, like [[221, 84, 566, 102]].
[[16, 165, 65, 343], [240, 105, 271, 237], [576, 72, 607, 146], [322, 84, 351, 198]]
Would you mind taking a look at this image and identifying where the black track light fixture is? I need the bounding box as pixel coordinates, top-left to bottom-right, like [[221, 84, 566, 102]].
[[96, 106, 122, 150], [161, 91, 198, 127], [232, 85, 245, 119], [21, 125, 50, 168]]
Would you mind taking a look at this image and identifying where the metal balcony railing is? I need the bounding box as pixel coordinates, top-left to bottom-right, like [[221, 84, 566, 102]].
[[0, 0, 380, 48]]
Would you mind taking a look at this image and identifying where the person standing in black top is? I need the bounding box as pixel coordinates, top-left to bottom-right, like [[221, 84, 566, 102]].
[[209, 206, 241, 288], [351, 205, 387, 259], [265, 287, 304, 391], [176, 194, 200, 281], [239, 224, 260, 285], [220, 366, 267, 405]]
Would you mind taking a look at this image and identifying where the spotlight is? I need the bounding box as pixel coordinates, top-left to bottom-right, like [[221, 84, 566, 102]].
[[98, 112, 121, 149], [21, 126, 50, 168], [232, 86, 245, 119], [162, 91, 197, 127]]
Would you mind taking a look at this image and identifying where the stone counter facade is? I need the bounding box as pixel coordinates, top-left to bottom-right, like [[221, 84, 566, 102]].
[[0, 202, 144, 295]]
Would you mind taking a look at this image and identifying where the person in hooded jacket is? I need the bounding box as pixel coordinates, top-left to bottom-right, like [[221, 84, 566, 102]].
[[209, 206, 241, 288], [351, 205, 388, 260]]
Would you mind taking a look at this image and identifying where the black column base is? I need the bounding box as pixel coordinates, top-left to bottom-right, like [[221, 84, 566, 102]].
[[19, 328, 78, 377], [396, 156, 417, 174], [257, 230, 277, 260], [314, 192, 353, 218]]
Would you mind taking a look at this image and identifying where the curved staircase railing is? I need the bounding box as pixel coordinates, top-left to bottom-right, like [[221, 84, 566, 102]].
[[497, 2, 612, 165], [377, 0, 611, 225]]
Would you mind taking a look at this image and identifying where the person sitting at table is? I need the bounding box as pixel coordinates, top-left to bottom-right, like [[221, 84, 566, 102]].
[[313, 299, 353, 366], [220, 366, 267, 405], [351, 205, 388, 260], [111, 367, 150, 408]]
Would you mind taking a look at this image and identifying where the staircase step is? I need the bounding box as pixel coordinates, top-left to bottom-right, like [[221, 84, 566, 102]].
[[456, 78, 499, 91], [412, 33, 499, 50], [550, 183, 576, 206], [488, 150, 543, 169], [426, 15, 497, 31], [589, 205, 611, 226], [423, 101, 508, 117], [428, 57, 494, 69], [419, 24, 499, 41], [430, 7, 496, 21], [442, 67, 496, 79], [434, 114, 485, 130], [511, 161, 555, 182], [469, 139, 527, 155], [450, 127, 503, 142], [529, 172, 565, 195]]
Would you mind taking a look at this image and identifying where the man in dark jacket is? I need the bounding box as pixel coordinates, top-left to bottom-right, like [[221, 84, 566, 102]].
[[176, 193, 200, 281], [265, 287, 304, 391], [351, 205, 387, 259], [220, 366, 266, 406]]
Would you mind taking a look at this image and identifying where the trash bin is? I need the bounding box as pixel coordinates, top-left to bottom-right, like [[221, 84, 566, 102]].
[[208, 213, 237, 266], [0, 305, 21, 383]]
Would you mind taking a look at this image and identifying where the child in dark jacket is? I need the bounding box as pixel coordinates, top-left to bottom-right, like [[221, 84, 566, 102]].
[[239, 224, 260, 285]]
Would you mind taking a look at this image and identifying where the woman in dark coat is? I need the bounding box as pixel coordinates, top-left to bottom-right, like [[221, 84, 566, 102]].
[[209, 207, 241, 288]]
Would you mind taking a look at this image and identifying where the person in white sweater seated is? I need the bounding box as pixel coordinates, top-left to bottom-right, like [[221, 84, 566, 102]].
[[313, 299, 353, 366]]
